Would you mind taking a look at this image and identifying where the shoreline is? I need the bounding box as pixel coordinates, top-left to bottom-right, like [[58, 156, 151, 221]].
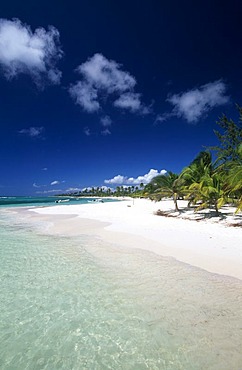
[[4, 198, 242, 280]]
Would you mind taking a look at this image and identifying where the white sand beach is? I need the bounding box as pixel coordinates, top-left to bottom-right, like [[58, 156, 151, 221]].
[[30, 198, 242, 280]]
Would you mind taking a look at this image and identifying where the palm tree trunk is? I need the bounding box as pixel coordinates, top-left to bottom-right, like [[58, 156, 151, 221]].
[[173, 193, 179, 212]]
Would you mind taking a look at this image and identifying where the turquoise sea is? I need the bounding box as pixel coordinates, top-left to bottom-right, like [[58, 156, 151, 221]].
[[0, 196, 115, 208], [0, 199, 242, 369]]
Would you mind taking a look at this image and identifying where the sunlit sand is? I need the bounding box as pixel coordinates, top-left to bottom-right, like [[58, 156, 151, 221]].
[[30, 198, 242, 280]]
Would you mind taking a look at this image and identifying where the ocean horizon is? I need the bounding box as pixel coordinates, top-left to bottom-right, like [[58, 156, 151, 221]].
[[0, 202, 242, 369]]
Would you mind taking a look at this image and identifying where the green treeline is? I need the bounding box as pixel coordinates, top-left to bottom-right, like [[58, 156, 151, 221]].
[[144, 106, 242, 214]]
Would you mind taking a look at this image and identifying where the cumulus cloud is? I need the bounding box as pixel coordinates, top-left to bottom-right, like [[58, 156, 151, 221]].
[[166, 80, 229, 123], [0, 18, 63, 85], [69, 53, 148, 114], [114, 92, 150, 114], [104, 169, 167, 185], [19, 126, 44, 137], [69, 81, 99, 113], [105, 175, 125, 185], [77, 53, 136, 93]]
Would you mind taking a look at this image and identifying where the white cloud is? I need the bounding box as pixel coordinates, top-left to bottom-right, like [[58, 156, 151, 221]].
[[100, 115, 112, 127], [42, 167, 48, 171], [114, 92, 150, 114], [51, 180, 60, 185], [0, 18, 63, 85], [19, 126, 44, 137], [69, 81, 99, 113], [77, 53, 136, 93], [69, 53, 148, 114], [65, 187, 82, 192], [105, 175, 125, 185], [104, 169, 167, 185], [167, 80, 229, 123]]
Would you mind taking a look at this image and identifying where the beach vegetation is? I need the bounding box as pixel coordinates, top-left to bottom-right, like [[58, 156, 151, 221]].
[[143, 106, 242, 217], [145, 172, 185, 212], [61, 107, 241, 218], [224, 143, 242, 213], [210, 105, 242, 165], [179, 151, 228, 215]]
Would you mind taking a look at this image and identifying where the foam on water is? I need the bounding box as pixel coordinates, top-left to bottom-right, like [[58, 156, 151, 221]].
[[0, 211, 241, 369]]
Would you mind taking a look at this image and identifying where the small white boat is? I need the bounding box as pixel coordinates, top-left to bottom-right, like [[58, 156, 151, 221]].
[[96, 199, 104, 203], [87, 199, 104, 203], [55, 199, 70, 203]]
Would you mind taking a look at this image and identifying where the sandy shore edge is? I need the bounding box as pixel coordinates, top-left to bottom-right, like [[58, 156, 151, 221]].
[[7, 198, 242, 280]]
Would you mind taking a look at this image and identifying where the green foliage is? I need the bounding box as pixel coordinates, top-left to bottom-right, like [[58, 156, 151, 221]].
[[211, 105, 242, 164], [146, 171, 184, 211], [180, 153, 229, 214], [180, 151, 212, 187], [144, 106, 242, 216], [224, 143, 242, 213]]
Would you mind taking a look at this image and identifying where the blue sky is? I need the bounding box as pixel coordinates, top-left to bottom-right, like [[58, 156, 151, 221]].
[[0, 0, 241, 195]]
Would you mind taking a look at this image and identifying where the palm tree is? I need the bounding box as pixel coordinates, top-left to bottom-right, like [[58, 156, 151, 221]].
[[180, 151, 213, 207], [181, 152, 212, 183], [180, 150, 232, 215], [187, 169, 228, 215], [148, 172, 184, 212], [115, 186, 121, 196], [225, 143, 242, 213]]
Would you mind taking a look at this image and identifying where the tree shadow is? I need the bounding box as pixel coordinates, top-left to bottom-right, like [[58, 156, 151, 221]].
[[155, 204, 242, 227]]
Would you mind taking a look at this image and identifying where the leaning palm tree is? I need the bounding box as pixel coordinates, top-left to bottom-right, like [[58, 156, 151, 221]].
[[180, 151, 213, 206], [148, 172, 184, 212], [225, 143, 242, 213], [180, 151, 230, 215], [187, 169, 228, 215]]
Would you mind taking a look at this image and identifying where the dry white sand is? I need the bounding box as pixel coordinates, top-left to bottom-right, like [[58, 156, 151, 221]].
[[30, 198, 242, 280]]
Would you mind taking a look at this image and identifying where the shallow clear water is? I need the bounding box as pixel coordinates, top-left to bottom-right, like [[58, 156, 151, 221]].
[[0, 211, 241, 369], [0, 196, 117, 208]]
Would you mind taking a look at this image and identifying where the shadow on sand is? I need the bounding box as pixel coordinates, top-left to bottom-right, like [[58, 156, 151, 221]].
[[155, 205, 242, 227]]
